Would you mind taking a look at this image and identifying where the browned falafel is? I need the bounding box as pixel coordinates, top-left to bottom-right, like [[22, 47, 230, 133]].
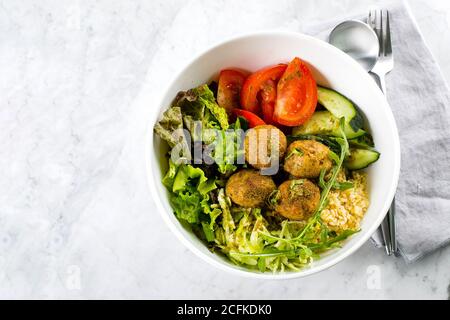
[[225, 169, 276, 208], [284, 140, 333, 178], [273, 179, 320, 220]]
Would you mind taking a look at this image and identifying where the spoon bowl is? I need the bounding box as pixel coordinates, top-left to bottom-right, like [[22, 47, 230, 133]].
[[329, 20, 379, 72]]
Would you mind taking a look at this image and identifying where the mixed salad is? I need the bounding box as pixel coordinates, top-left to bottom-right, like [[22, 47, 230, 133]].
[[154, 57, 380, 272]]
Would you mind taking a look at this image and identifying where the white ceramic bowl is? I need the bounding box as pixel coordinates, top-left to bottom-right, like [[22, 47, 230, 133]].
[[146, 31, 400, 279]]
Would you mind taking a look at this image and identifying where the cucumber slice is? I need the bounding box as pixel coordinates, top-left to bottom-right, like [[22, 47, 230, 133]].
[[349, 133, 375, 149], [344, 148, 380, 170], [292, 111, 365, 139], [317, 86, 364, 133]]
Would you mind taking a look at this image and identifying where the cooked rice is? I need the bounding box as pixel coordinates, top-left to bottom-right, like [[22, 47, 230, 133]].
[[320, 171, 369, 232]]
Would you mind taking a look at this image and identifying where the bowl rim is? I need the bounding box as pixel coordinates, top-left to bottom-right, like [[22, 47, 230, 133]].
[[145, 30, 401, 279]]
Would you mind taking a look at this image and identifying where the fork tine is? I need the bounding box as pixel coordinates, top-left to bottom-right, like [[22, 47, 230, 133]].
[[368, 9, 375, 28], [374, 9, 379, 30], [384, 10, 392, 56], [379, 10, 385, 56], [369, 9, 382, 56]]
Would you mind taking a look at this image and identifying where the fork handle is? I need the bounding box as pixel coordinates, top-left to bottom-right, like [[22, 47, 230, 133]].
[[370, 71, 397, 256], [380, 215, 392, 255]]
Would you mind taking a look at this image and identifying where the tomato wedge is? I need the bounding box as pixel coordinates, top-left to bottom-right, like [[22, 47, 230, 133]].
[[259, 79, 277, 125], [217, 69, 246, 114], [273, 57, 317, 126], [233, 109, 265, 128], [240, 64, 287, 114]]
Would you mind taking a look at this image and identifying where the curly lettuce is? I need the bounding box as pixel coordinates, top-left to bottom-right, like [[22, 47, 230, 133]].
[[154, 84, 228, 147], [174, 84, 228, 138], [154, 106, 183, 148], [163, 162, 216, 222], [212, 117, 246, 175]]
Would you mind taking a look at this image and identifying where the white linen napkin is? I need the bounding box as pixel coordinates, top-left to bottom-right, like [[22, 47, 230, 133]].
[[304, 0, 450, 262]]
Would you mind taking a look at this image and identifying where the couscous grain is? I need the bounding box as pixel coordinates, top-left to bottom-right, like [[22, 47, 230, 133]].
[[320, 171, 369, 233]]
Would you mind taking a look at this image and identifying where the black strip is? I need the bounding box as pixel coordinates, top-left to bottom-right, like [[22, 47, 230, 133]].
[[0, 300, 447, 318]]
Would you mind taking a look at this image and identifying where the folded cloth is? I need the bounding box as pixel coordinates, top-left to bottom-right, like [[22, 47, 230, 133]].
[[303, 0, 450, 263]]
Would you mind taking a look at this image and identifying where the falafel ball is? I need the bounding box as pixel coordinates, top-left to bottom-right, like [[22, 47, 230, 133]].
[[283, 140, 333, 178], [274, 179, 320, 220], [244, 125, 287, 170], [225, 169, 276, 208]]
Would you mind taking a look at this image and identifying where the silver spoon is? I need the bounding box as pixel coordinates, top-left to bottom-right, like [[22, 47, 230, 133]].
[[329, 20, 379, 72], [328, 20, 395, 256]]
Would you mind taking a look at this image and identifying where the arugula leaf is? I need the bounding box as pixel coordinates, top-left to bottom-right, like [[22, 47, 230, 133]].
[[309, 229, 359, 251], [318, 169, 327, 189], [333, 181, 354, 190], [285, 147, 304, 160], [328, 150, 340, 164], [288, 134, 341, 154]]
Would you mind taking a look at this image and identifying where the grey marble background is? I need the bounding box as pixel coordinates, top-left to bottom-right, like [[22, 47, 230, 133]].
[[1, 0, 450, 299]]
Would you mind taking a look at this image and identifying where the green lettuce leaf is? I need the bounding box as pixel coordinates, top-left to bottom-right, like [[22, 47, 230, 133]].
[[185, 84, 228, 130], [213, 131, 237, 175], [154, 84, 229, 150], [172, 164, 216, 195], [164, 162, 219, 227], [153, 106, 183, 148], [211, 117, 246, 175], [202, 222, 215, 242], [201, 196, 221, 230], [170, 190, 202, 224], [162, 159, 178, 188], [174, 84, 229, 134]]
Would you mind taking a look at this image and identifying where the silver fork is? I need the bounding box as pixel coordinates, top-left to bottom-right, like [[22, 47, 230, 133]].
[[368, 9, 397, 256], [369, 9, 394, 93]]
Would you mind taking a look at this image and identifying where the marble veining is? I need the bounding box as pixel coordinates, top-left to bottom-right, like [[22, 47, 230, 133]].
[[0, 0, 449, 299]]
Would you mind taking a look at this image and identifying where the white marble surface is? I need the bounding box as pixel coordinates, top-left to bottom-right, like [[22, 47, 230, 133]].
[[1, 0, 450, 299]]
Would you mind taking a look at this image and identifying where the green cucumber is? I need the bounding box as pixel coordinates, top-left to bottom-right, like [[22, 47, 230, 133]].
[[349, 133, 375, 149], [317, 86, 364, 133], [292, 111, 365, 139], [344, 148, 380, 170]]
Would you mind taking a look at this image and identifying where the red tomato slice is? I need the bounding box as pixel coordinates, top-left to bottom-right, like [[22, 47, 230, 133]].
[[240, 64, 287, 114], [260, 79, 277, 125], [217, 69, 246, 114], [232, 109, 266, 128], [273, 57, 317, 126]]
